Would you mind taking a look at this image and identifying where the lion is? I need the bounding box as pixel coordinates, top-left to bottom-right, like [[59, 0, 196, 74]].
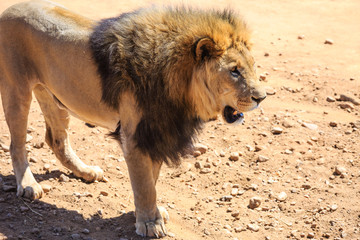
[[0, 0, 266, 237]]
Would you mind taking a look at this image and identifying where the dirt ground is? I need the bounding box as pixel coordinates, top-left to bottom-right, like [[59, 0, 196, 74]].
[[0, 0, 359, 239]]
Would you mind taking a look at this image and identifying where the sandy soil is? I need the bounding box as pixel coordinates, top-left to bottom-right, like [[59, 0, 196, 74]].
[[0, 0, 359, 239]]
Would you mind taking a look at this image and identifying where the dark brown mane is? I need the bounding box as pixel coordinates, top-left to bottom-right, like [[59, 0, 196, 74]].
[[89, 7, 249, 165]]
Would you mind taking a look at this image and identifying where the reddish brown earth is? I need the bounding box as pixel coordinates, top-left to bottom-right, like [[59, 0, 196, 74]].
[[0, 1, 359, 239]]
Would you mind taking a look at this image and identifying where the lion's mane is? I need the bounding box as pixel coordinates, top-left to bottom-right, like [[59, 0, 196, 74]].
[[89, 7, 250, 165]]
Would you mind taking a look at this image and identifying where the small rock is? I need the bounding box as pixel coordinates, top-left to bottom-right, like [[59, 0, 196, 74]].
[[302, 184, 311, 190], [229, 152, 239, 161], [43, 164, 51, 171], [71, 233, 81, 240], [0, 143, 10, 152], [324, 39, 334, 45], [298, 35, 305, 39], [200, 168, 211, 174], [257, 155, 269, 163], [59, 174, 70, 182], [282, 120, 295, 128], [307, 232, 315, 238], [329, 121, 338, 127], [271, 127, 283, 135], [219, 151, 226, 157], [234, 227, 245, 233], [194, 161, 203, 169], [231, 211, 240, 218], [20, 206, 29, 212], [41, 184, 52, 193], [193, 150, 201, 157], [301, 122, 318, 130], [338, 94, 360, 105], [231, 188, 238, 196], [82, 228, 90, 234], [339, 102, 355, 110], [247, 224, 260, 232], [29, 157, 38, 163], [248, 197, 262, 209], [194, 143, 208, 154], [100, 191, 109, 196], [330, 204, 338, 211], [265, 87, 276, 95], [334, 166, 347, 176], [276, 192, 288, 202], [33, 142, 44, 149], [220, 195, 233, 202], [259, 74, 267, 81], [26, 134, 33, 143], [326, 96, 336, 102], [313, 97, 318, 103]]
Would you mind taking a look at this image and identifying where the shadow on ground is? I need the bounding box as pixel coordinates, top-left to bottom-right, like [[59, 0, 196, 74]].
[[0, 173, 151, 240]]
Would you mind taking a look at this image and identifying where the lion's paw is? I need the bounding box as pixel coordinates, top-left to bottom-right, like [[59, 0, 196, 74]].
[[135, 219, 167, 238], [17, 182, 43, 200], [78, 165, 104, 182]]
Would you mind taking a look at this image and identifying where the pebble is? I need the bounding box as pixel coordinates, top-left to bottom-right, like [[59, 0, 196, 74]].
[[193, 151, 201, 157], [259, 74, 267, 81], [334, 166, 347, 176], [82, 228, 90, 234], [339, 102, 355, 110], [41, 184, 52, 193], [231, 188, 238, 196], [329, 121, 337, 127], [271, 127, 283, 134], [200, 168, 211, 174], [324, 39, 334, 45], [59, 174, 70, 182], [0, 143, 10, 152], [248, 197, 262, 209], [71, 233, 81, 240], [100, 191, 109, 196], [301, 122, 318, 130], [276, 192, 288, 202], [194, 143, 208, 154], [265, 87, 276, 95], [339, 94, 360, 105], [29, 157, 38, 163], [229, 152, 239, 161], [326, 96, 336, 102], [26, 134, 33, 143], [330, 204, 338, 211], [194, 161, 203, 169], [43, 164, 51, 171], [257, 155, 269, 163], [219, 151, 226, 157], [282, 120, 295, 128], [247, 224, 260, 232], [298, 35, 305, 39], [307, 232, 315, 238]]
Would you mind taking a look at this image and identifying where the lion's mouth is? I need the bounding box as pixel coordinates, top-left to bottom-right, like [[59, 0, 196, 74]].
[[223, 106, 244, 124]]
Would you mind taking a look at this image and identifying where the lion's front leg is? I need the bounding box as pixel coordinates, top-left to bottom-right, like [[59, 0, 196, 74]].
[[125, 148, 168, 238]]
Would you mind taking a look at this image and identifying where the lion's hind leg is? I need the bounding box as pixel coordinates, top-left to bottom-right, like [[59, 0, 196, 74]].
[[1, 86, 43, 199], [33, 85, 104, 182]]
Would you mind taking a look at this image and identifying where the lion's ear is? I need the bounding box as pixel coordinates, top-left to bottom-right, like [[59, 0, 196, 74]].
[[193, 37, 222, 62]]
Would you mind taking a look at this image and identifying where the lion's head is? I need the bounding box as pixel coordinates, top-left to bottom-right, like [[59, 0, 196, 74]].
[[189, 30, 266, 124]]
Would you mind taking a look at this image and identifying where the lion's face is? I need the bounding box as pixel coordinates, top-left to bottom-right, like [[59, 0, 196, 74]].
[[190, 38, 266, 124], [216, 47, 266, 123]]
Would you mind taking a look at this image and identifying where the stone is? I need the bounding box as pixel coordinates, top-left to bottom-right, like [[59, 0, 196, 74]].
[[248, 197, 262, 209], [276, 192, 287, 202], [229, 152, 239, 161], [338, 94, 360, 105], [324, 39, 334, 45], [326, 96, 336, 102], [194, 161, 202, 169], [334, 166, 347, 176], [282, 120, 295, 128], [41, 184, 52, 193], [26, 134, 33, 143], [339, 102, 355, 110], [301, 122, 318, 130], [200, 168, 211, 174], [330, 204, 338, 211], [0, 143, 10, 152], [257, 155, 269, 163], [59, 174, 70, 182], [259, 74, 267, 81], [265, 87, 276, 95], [43, 164, 51, 171], [193, 151, 201, 157], [329, 121, 338, 127], [194, 143, 208, 154], [271, 127, 283, 134], [247, 224, 260, 232], [231, 188, 238, 196], [298, 35, 305, 39], [100, 191, 109, 196], [29, 157, 38, 163], [307, 232, 315, 238]]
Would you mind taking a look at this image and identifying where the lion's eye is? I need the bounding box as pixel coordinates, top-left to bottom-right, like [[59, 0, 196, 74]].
[[230, 67, 241, 78]]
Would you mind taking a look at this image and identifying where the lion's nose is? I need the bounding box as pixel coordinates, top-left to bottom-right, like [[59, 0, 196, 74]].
[[251, 95, 266, 104]]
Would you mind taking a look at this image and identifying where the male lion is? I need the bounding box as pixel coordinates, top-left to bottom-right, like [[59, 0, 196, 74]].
[[0, 0, 266, 237]]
